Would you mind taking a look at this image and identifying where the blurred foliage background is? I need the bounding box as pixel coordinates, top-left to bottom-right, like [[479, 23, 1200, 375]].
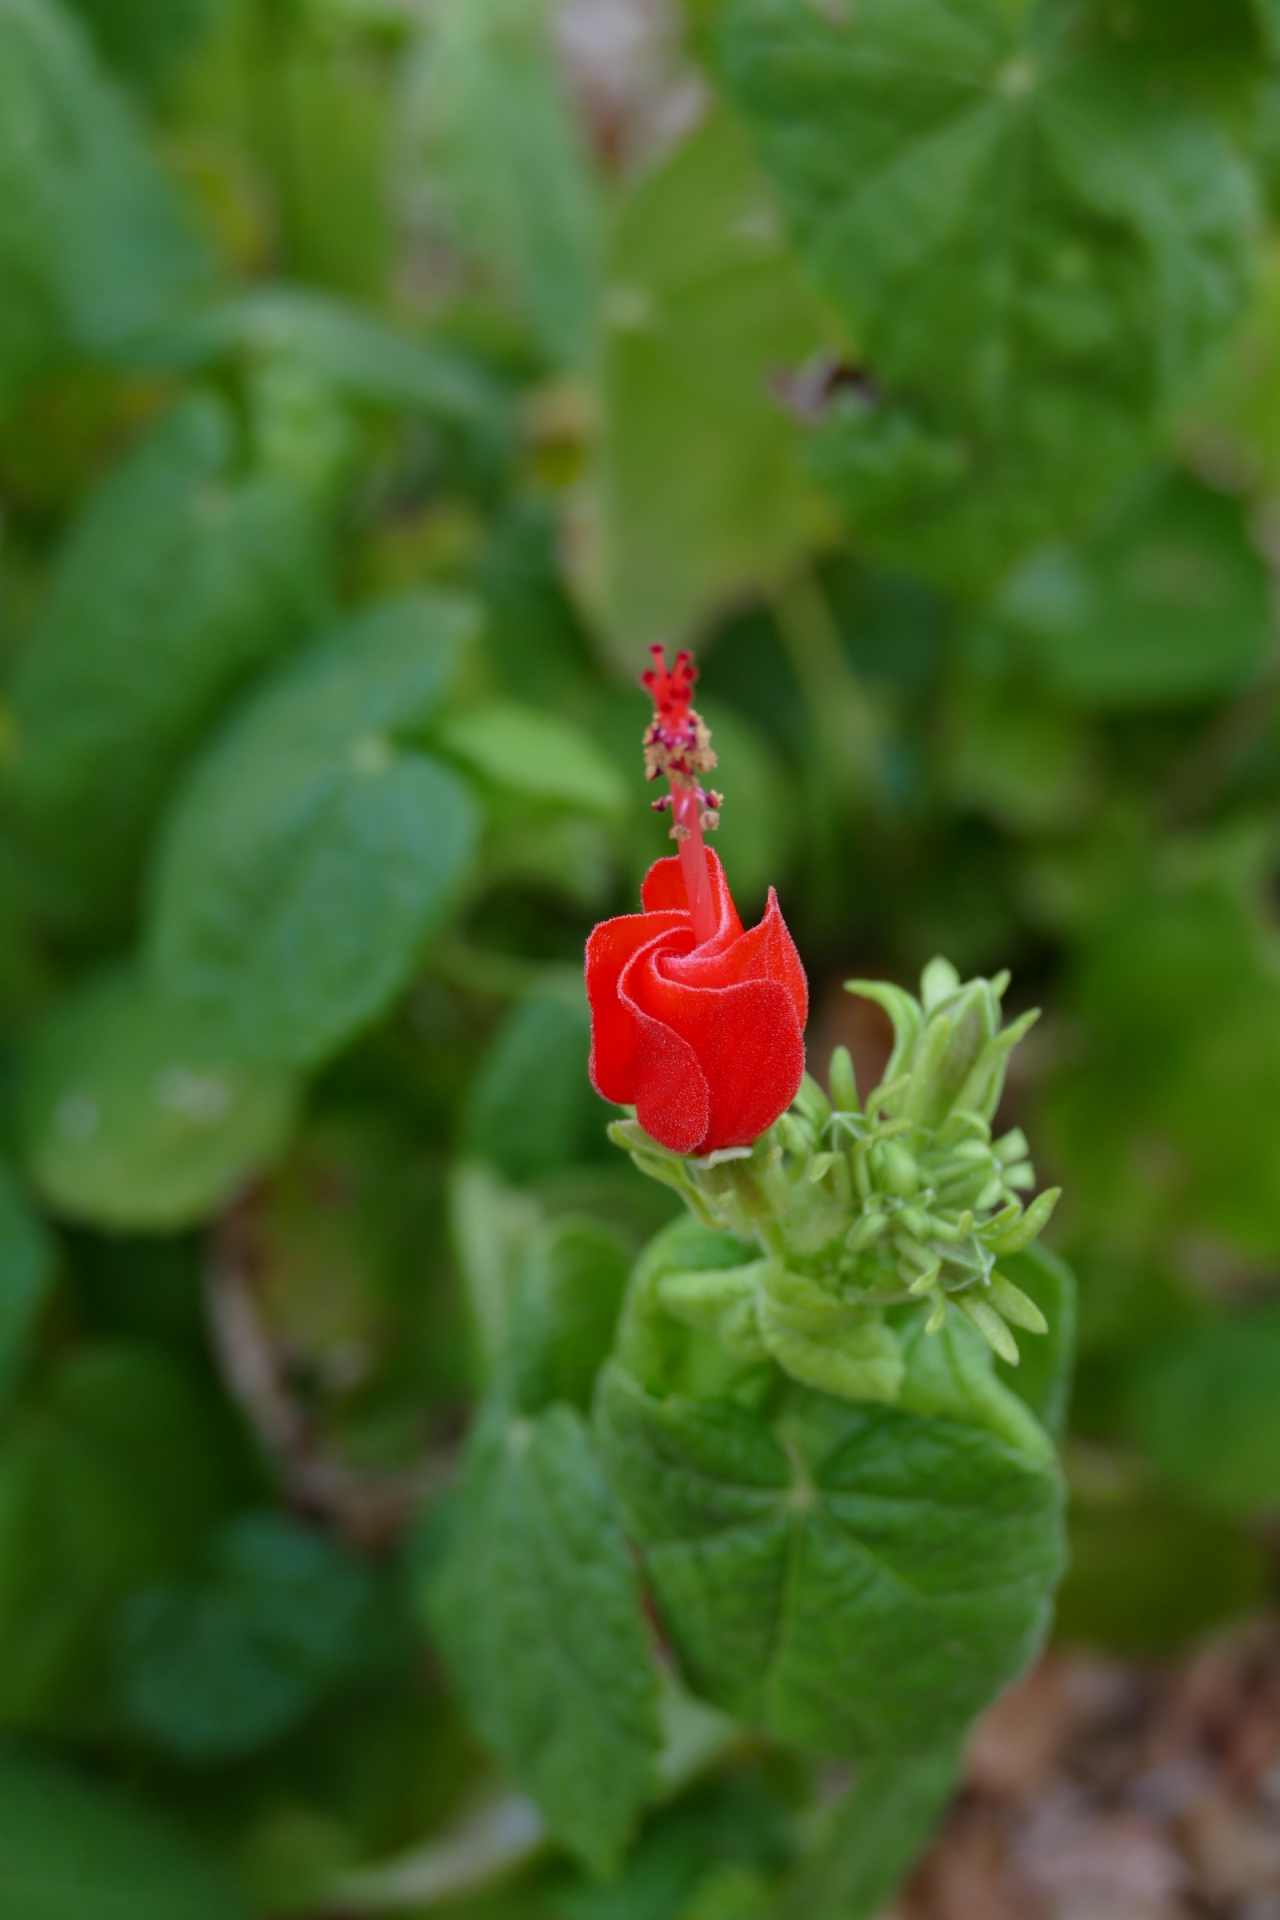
[[3, 0, 1280, 1913]]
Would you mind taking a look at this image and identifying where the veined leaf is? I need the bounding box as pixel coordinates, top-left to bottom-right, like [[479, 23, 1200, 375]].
[[19, 968, 297, 1232], [148, 594, 483, 1069], [426, 1399, 660, 1874], [596, 1363, 1063, 1757], [720, 0, 1258, 584], [10, 396, 324, 922]]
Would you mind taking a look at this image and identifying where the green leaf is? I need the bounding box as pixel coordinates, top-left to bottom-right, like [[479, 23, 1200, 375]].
[[436, 702, 627, 813], [997, 472, 1272, 707], [584, 108, 831, 660], [148, 593, 483, 1069], [0, 1161, 54, 1411], [596, 1363, 1064, 1756], [115, 1512, 385, 1761], [1129, 1303, 1280, 1515], [10, 397, 325, 922], [0, 0, 211, 414], [461, 985, 599, 1183], [772, 1749, 959, 1920], [0, 1342, 239, 1733], [0, 1749, 247, 1920], [425, 1400, 660, 1873], [19, 967, 297, 1232], [407, 0, 598, 368], [720, 0, 1257, 585]]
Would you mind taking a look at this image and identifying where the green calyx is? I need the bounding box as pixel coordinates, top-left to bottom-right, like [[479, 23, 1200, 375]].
[[608, 957, 1060, 1408]]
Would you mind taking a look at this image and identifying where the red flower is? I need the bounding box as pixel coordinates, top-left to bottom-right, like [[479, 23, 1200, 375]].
[[586, 850, 808, 1156]]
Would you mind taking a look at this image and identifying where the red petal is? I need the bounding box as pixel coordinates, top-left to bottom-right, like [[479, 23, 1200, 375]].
[[629, 1004, 711, 1155], [585, 908, 687, 1104], [677, 887, 808, 1027], [624, 940, 805, 1153], [640, 851, 742, 950]]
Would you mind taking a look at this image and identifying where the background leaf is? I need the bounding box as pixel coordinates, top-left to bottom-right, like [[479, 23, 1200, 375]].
[[163, 286, 506, 435], [0, 1748, 247, 1919], [584, 108, 831, 659], [1129, 1303, 1280, 1515], [63, 0, 224, 92], [507, 1215, 633, 1415], [0, 0, 211, 414], [10, 396, 324, 920], [406, 0, 599, 368], [148, 594, 482, 1068], [0, 1158, 55, 1411], [19, 967, 298, 1231], [114, 1511, 391, 1761], [461, 983, 599, 1181], [0, 1342, 240, 1733], [997, 471, 1272, 707], [1042, 855, 1280, 1257], [436, 702, 627, 814]]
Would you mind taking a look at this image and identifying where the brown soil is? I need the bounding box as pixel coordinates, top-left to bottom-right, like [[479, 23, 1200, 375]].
[[890, 1621, 1280, 1920]]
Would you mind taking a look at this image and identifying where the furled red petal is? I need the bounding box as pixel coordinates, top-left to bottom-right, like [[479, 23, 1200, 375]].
[[664, 887, 808, 1029], [627, 999, 711, 1155], [624, 942, 805, 1153], [640, 851, 742, 951], [585, 908, 687, 1104]]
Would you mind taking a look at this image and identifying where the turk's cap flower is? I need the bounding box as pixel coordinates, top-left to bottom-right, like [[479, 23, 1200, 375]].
[[586, 849, 808, 1157]]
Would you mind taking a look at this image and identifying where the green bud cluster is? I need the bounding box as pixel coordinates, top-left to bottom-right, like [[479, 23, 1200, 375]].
[[609, 957, 1060, 1405]]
